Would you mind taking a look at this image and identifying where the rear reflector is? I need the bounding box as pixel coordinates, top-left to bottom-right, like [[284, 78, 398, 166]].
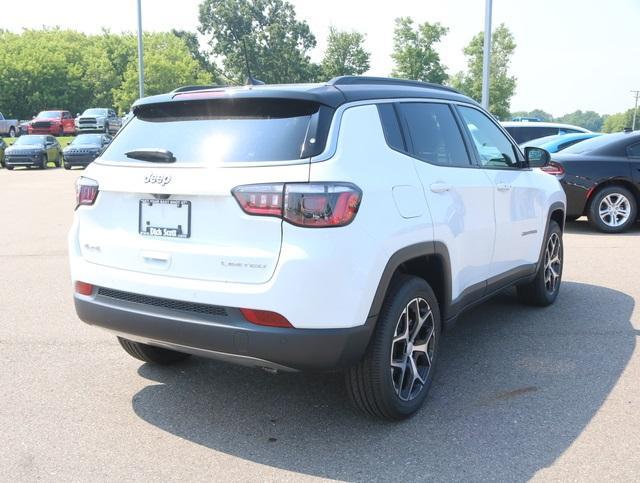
[[75, 177, 99, 208], [232, 182, 362, 227], [75, 281, 94, 296], [541, 161, 565, 176], [240, 308, 292, 328]]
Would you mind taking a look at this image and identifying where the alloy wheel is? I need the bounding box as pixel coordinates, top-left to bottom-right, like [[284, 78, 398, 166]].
[[544, 232, 562, 293], [598, 193, 631, 228], [390, 297, 435, 401]]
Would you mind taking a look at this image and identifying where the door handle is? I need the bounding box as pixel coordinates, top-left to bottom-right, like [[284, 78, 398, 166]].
[[430, 182, 451, 193], [496, 183, 511, 191]]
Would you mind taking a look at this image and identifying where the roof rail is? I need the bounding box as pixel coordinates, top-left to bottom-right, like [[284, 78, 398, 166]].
[[327, 76, 460, 94], [171, 84, 228, 94]]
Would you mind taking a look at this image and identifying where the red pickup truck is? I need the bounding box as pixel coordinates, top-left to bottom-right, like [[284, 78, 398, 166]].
[[28, 110, 76, 136]]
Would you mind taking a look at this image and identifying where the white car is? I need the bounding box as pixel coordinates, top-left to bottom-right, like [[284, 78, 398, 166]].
[[69, 76, 566, 419], [501, 121, 590, 144]]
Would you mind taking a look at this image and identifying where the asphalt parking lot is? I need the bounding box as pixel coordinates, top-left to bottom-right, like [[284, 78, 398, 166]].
[[1, 168, 639, 482]]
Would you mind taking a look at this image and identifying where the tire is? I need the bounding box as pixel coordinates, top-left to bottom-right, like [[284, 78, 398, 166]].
[[6, 165, 14, 170], [517, 220, 563, 306], [39, 154, 47, 170], [117, 337, 191, 365], [587, 185, 637, 233], [8, 126, 16, 138], [64, 162, 71, 170], [54, 153, 62, 168], [345, 275, 441, 420]]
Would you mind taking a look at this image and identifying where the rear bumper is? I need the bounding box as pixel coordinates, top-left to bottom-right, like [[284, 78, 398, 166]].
[[74, 291, 375, 372]]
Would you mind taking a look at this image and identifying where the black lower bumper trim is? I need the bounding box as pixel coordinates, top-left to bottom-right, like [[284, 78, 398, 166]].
[[74, 294, 375, 371]]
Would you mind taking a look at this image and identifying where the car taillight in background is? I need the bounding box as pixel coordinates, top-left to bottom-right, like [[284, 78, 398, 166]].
[[232, 182, 362, 228], [541, 161, 565, 176], [75, 177, 99, 208]]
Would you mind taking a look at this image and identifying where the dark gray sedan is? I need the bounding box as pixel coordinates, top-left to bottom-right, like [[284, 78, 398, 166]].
[[63, 133, 111, 169]]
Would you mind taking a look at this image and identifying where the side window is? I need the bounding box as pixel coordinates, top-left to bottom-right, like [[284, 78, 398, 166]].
[[397, 102, 471, 167], [628, 143, 640, 158], [377, 103, 406, 152], [458, 106, 519, 168]]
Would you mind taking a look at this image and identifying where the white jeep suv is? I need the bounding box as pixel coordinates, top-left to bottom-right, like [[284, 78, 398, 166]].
[[69, 77, 566, 419]]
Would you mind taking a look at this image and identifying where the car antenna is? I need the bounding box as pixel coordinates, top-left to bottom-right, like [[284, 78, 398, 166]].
[[242, 38, 265, 86]]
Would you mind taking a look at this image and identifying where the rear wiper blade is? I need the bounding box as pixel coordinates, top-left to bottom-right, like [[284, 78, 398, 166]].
[[125, 148, 176, 163]]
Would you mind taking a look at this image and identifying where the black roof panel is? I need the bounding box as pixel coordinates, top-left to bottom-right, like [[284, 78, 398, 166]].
[[132, 76, 477, 112]]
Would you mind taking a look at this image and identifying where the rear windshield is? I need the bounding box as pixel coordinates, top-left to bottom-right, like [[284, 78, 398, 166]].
[[100, 98, 321, 164]]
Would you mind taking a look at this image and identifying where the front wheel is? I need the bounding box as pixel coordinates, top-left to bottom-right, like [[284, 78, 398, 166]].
[[346, 275, 441, 420], [8, 127, 16, 138], [38, 155, 47, 170], [587, 186, 637, 233], [118, 337, 191, 365], [63, 162, 71, 170], [517, 220, 563, 306]]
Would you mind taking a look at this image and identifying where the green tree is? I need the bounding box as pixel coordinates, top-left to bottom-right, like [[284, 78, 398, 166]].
[[390, 17, 448, 83], [321, 27, 370, 79], [172, 29, 222, 82], [198, 0, 318, 84], [113, 32, 213, 113], [556, 110, 604, 132], [451, 24, 517, 120], [602, 108, 637, 133], [0, 29, 120, 119], [510, 109, 553, 122]]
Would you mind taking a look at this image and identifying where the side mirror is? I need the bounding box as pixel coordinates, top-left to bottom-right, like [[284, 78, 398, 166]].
[[524, 146, 550, 168]]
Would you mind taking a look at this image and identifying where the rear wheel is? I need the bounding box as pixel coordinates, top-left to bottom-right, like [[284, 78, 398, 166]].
[[346, 275, 440, 420], [517, 220, 563, 306], [587, 186, 637, 233], [117, 337, 191, 365]]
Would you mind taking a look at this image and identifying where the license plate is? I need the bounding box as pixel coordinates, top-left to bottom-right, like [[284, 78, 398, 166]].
[[139, 199, 191, 238]]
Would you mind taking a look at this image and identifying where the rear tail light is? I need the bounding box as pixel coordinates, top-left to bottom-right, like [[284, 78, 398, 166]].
[[75, 281, 94, 296], [240, 308, 292, 328], [541, 161, 565, 176], [232, 182, 362, 228], [75, 176, 99, 208]]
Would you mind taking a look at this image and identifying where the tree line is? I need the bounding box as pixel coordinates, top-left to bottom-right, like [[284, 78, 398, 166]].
[[0, 0, 632, 130], [511, 108, 637, 133]]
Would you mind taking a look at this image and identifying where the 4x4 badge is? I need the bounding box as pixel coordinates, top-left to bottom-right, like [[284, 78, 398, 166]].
[[144, 174, 172, 186]]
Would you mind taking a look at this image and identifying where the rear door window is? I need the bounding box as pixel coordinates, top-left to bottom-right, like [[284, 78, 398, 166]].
[[397, 102, 471, 167], [101, 99, 329, 164]]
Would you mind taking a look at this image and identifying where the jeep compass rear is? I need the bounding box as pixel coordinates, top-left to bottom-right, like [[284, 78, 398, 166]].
[[70, 77, 565, 419]]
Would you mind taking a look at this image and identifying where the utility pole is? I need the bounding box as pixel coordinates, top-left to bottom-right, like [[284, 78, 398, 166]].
[[481, 0, 493, 110], [136, 0, 145, 99], [632, 90, 639, 131]]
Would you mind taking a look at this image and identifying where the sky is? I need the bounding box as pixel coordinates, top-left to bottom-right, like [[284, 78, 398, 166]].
[[2, 0, 639, 116]]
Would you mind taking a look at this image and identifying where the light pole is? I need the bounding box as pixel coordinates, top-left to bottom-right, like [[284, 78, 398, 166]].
[[632, 90, 639, 131], [136, 0, 145, 99], [481, 0, 493, 110]]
